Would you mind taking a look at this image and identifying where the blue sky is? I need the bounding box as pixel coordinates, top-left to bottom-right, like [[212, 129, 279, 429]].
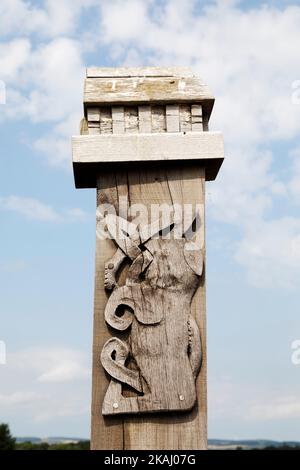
[[1, 0, 300, 440]]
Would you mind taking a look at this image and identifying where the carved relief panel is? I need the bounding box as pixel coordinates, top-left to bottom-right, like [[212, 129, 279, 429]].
[[99, 211, 203, 416]]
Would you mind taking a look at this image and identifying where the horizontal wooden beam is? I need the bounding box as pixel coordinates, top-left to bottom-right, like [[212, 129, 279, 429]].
[[84, 77, 214, 117], [87, 67, 195, 78], [72, 132, 224, 187], [73, 132, 224, 164]]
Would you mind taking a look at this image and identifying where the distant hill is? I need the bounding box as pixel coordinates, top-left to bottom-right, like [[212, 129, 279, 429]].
[[208, 439, 300, 450], [16, 437, 86, 444], [16, 436, 300, 449]]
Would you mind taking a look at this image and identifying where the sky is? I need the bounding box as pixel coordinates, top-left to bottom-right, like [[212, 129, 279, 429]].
[[0, 0, 300, 441]]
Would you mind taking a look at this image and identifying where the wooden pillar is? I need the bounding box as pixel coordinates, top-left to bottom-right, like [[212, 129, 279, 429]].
[[72, 67, 224, 450]]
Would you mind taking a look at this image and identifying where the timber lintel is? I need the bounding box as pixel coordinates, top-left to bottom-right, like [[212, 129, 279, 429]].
[[72, 132, 224, 188]]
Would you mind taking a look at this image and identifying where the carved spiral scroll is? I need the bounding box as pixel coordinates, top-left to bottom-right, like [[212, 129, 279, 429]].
[[104, 286, 135, 331], [101, 338, 143, 393]]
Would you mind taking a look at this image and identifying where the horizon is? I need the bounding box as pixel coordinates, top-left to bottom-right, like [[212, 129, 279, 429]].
[[1, 0, 300, 441]]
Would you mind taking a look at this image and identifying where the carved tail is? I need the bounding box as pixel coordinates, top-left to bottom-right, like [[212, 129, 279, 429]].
[[104, 286, 135, 331], [101, 337, 143, 393]]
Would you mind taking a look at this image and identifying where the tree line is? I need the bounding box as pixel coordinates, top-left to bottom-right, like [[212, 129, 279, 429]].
[[0, 423, 90, 450]]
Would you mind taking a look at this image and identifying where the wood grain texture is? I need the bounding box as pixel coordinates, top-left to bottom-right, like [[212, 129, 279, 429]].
[[179, 105, 192, 132], [100, 213, 203, 416], [91, 174, 124, 450], [80, 117, 89, 135], [75, 66, 224, 451], [87, 67, 195, 78], [92, 166, 207, 449], [151, 105, 166, 133], [124, 106, 139, 133], [100, 107, 112, 134], [112, 106, 125, 134], [84, 77, 214, 108], [87, 107, 100, 122], [86, 103, 208, 136], [138, 105, 152, 133], [88, 127, 100, 135], [72, 132, 224, 163], [124, 167, 206, 450], [72, 132, 224, 187], [191, 104, 203, 132], [166, 105, 180, 133]]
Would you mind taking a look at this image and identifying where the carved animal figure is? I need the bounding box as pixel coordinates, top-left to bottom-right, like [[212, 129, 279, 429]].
[[100, 214, 203, 415]]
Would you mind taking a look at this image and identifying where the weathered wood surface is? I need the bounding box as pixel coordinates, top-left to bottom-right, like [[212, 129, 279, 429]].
[[192, 104, 203, 132], [72, 132, 224, 188], [100, 212, 203, 416], [112, 106, 125, 134], [73, 132, 224, 189], [78, 66, 222, 450], [100, 107, 112, 134], [87, 67, 195, 78], [84, 77, 214, 110], [138, 105, 151, 133], [92, 166, 207, 449], [73, 132, 223, 163], [123, 168, 207, 450], [91, 175, 124, 450], [166, 104, 180, 133], [85, 104, 206, 136]]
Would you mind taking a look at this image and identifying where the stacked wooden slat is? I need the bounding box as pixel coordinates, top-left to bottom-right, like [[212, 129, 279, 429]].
[[85, 103, 206, 135]]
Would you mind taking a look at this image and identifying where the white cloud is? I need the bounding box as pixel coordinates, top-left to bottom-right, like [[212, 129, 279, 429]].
[[0, 38, 31, 81], [33, 112, 82, 169], [0, 0, 46, 37], [235, 217, 300, 289], [64, 207, 89, 222], [249, 396, 300, 421], [33, 395, 89, 422], [97, 0, 300, 289], [209, 375, 300, 423], [99, 0, 300, 147], [100, 0, 150, 42], [1, 0, 300, 288], [42, 0, 96, 38], [0, 195, 88, 222], [3, 37, 85, 123], [11, 347, 91, 383], [1, 35, 85, 168], [208, 147, 275, 226], [0, 391, 41, 407], [0, 347, 91, 424], [0, 0, 97, 38], [0, 195, 61, 221]]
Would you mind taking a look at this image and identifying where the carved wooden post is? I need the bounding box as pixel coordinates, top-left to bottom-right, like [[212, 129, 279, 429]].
[[72, 67, 224, 450]]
